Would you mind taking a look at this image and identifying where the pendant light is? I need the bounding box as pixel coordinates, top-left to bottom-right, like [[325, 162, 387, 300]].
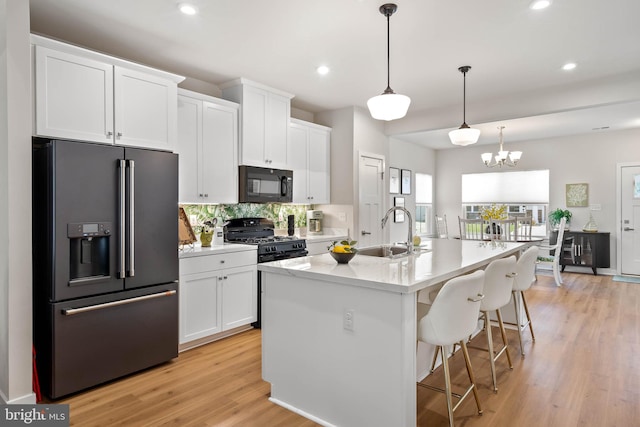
[[367, 3, 411, 121], [449, 66, 481, 146]]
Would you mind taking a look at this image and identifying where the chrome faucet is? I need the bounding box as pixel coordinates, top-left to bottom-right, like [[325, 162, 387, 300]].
[[381, 206, 414, 253]]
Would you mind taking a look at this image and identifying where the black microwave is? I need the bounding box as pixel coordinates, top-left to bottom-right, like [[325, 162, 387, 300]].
[[239, 165, 293, 203]]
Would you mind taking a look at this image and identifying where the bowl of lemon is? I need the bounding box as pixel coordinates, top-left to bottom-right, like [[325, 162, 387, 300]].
[[328, 239, 357, 264]]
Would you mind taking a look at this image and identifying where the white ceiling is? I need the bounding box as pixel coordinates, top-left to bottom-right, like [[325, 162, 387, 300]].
[[28, 0, 640, 149]]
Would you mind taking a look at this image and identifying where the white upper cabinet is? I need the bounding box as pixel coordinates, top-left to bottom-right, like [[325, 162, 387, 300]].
[[34, 46, 114, 144], [289, 119, 331, 204], [221, 78, 293, 169], [32, 35, 184, 151], [113, 67, 177, 150], [177, 89, 239, 204]]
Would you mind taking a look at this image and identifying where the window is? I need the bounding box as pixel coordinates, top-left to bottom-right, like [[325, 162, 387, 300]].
[[415, 173, 432, 236], [461, 170, 549, 237]]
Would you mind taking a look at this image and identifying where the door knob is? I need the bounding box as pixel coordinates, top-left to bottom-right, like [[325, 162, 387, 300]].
[[361, 230, 371, 235]]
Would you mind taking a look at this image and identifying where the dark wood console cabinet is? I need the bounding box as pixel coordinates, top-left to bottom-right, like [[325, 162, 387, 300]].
[[550, 230, 610, 275]]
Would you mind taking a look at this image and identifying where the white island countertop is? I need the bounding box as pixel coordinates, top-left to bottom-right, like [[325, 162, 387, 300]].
[[258, 239, 526, 294]]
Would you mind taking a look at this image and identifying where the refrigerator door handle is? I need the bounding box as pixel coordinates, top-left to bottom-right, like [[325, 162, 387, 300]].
[[119, 159, 126, 279], [128, 160, 135, 277], [61, 290, 177, 316]]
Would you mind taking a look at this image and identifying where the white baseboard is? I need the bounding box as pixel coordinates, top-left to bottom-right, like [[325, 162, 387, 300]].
[[0, 390, 37, 405]]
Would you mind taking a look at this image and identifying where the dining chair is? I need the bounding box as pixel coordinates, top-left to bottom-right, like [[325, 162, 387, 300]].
[[417, 270, 485, 427], [512, 246, 538, 356], [470, 255, 517, 392], [514, 216, 533, 240], [458, 217, 484, 240], [435, 214, 449, 238], [537, 217, 570, 286], [489, 219, 517, 241]]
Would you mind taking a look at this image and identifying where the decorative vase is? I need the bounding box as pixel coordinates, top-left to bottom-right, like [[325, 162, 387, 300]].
[[200, 231, 213, 247], [485, 223, 502, 236]]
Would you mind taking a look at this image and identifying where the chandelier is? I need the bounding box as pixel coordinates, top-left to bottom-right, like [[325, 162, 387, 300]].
[[367, 3, 411, 121], [481, 126, 522, 167]]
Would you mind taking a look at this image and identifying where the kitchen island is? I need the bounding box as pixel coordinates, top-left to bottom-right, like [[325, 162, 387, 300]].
[[258, 239, 525, 427]]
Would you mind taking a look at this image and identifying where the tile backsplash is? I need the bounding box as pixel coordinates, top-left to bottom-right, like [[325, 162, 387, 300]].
[[182, 203, 310, 232]]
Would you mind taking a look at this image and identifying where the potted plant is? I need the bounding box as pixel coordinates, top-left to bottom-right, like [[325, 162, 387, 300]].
[[549, 208, 572, 230], [199, 220, 215, 247]]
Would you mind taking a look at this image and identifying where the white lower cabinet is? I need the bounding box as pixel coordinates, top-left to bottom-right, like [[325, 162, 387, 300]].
[[179, 249, 257, 348]]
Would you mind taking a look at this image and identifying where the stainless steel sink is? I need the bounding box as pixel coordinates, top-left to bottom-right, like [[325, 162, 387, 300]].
[[358, 245, 409, 258]]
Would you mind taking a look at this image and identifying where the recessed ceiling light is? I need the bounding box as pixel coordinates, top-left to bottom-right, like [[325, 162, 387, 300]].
[[562, 62, 577, 71], [317, 65, 330, 75], [529, 0, 552, 10], [179, 3, 199, 15]]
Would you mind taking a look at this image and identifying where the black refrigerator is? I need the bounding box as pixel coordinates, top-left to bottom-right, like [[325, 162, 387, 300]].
[[32, 138, 179, 399]]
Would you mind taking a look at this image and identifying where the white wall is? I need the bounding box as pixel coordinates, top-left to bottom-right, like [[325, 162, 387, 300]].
[[435, 128, 640, 271], [0, 0, 34, 404], [387, 138, 436, 244]]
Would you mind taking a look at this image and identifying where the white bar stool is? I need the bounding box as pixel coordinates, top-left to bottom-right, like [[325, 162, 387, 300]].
[[512, 246, 539, 356], [472, 255, 517, 392], [417, 270, 485, 427]]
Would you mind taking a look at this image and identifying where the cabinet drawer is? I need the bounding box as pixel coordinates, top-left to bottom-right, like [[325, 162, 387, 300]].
[[180, 250, 256, 274]]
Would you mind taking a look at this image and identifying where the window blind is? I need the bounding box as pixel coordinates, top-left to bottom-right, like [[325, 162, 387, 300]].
[[461, 170, 549, 204]]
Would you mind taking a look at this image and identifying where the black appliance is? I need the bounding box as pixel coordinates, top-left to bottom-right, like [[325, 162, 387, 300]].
[[32, 138, 179, 399], [238, 165, 293, 203], [225, 218, 307, 327]]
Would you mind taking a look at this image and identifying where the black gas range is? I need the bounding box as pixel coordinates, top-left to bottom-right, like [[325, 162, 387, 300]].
[[225, 217, 308, 262], [225, 218, 308, 329]]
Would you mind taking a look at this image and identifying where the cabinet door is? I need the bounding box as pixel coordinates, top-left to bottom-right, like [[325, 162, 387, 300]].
[[221, 265, 257, 330], [202, 101, 238, 203], [176, 95, 202, 203], [289, 123, 309, 203], [308, 127, 331, 204], [34, 46, 114, 143], [265, 93, 290, 169], [240, 86, 267, 166], [114, 66, 177, 151], [179, 271, 222, 344]]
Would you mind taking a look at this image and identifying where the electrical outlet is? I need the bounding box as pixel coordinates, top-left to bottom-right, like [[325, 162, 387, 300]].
[[190, 215, 197, 225], [338, 212, 347, 222], [344, 309, 355, 331], [590, 204, 602, 211]]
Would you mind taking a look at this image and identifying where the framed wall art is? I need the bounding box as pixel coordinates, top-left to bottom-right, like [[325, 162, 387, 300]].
[[566, 183, 589, 207], [394, 197, 405, 223], [389, 167, 400, 194], [401, 169, 411, 195]]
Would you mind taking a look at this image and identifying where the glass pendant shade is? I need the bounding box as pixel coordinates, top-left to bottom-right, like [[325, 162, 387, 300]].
[[509, 151, 523, 162], [481, 152, 493, 164], [367, 91, 411, 121], [449, 126, 481, 146]]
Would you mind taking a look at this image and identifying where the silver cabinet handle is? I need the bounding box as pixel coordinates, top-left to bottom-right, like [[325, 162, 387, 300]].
[[204, 193, 208, 197], [128, 160, 135, 277], [62, 290, 176, 316], [624, 227, 635, 231], [116, 132, 123, 139], [106, 131, 113, 138], [361, 230, 372, 235], [119, 160, 126, 279]]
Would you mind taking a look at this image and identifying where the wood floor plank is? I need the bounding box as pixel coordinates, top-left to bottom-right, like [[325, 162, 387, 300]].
[[51, 272, 640, 426]]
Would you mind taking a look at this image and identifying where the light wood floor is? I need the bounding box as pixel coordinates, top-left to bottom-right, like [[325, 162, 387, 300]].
[[54, 272, 640, 426]]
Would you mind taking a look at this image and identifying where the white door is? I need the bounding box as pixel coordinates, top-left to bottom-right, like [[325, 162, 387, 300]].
[[621, 165, 640, 275], [358, 154, 384, 248]]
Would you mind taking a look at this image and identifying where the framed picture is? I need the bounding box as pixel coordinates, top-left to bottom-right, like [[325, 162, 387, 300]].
[[401, 169, 411, 195], [389, 167, 400, 194], [566, 183, 589, 207], [394, 197, 405, 223]]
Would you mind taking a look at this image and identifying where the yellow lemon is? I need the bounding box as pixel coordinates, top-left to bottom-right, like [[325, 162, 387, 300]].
[[333, 245, 346, 253], [413, 235, 421, 246]]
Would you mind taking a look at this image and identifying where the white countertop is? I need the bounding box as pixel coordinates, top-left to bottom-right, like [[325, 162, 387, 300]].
[[258, 239, 525, 294], [179, 243, 256, 259]]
